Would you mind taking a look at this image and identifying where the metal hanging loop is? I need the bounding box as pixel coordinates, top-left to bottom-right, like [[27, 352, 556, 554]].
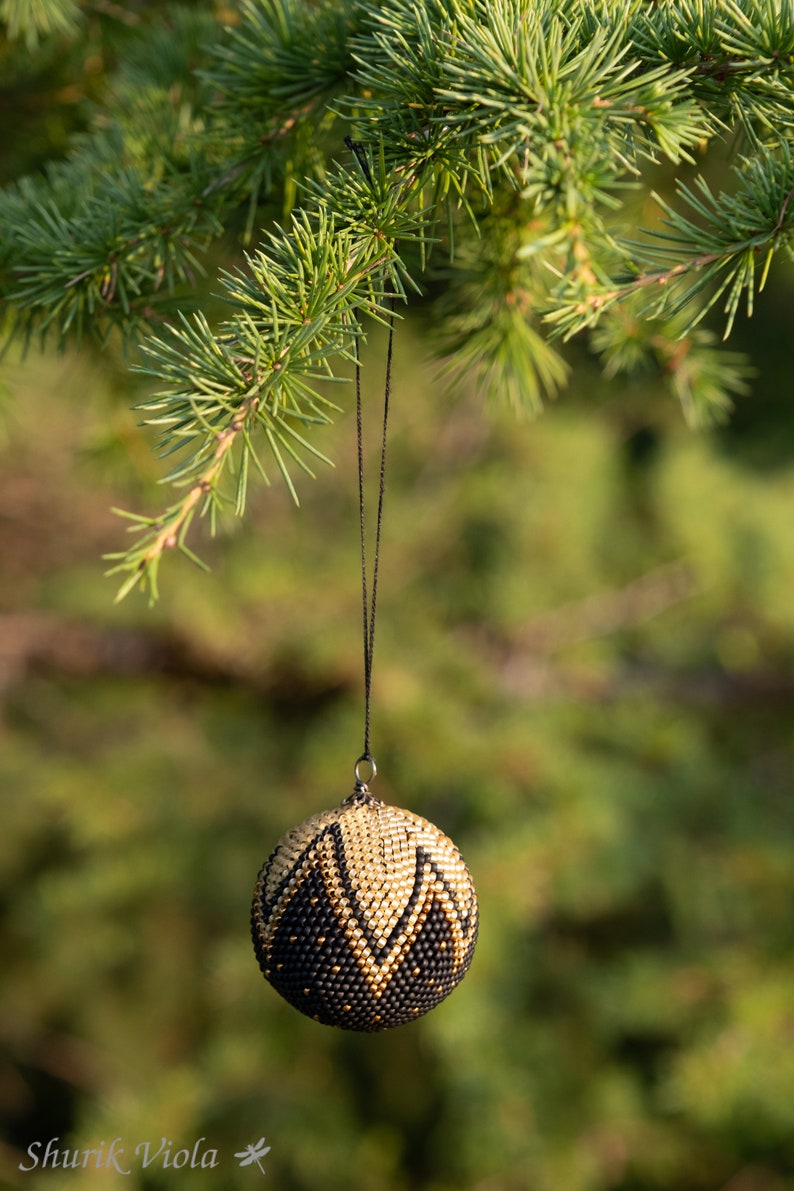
[[354, 753, 377, 790]]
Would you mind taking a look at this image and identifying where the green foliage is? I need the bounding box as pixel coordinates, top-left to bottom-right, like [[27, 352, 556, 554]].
[[3, 337, 794, 1190], [2, 6, 794, 1189], [104, 193, 417, 599], [3, 6, 794, 1189], [4, 0, 794, 596], [590, 301, 754, 428], [0, 0, 81, 48], [550, 144, 794, 340]]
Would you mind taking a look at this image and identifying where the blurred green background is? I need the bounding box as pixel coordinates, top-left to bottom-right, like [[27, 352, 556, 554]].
[[3, 12, 794, 1191]]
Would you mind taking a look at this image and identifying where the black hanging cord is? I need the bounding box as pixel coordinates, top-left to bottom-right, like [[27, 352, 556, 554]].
[[355, 304, 395, 784], [344, 135, 373, 185]]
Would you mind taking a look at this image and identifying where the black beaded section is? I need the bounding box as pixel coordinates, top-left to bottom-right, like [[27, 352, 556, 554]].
[[251, 794, 478, 1031]]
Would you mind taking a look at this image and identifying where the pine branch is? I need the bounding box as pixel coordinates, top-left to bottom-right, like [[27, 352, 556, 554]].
[[434, 2, 711, 173], [630, 0, 794, 144], [430, 206, 570, 413], [201, 0, 362, 230], [6, 167, 224, 347], [546, 144, 794, 340], [0, 8, 230, 348], [6, 0, 788, 354], [105, 184, 421, 601], [105, 391, 260, 604], [5, 0, 794, 600]]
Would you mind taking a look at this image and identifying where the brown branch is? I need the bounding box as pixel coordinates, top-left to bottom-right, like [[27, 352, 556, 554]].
[[772, 184, 794, 235], [574, 185, 794, 317], [514, 559, 699, 654], [574, 248, 729, 316], [138, 396, 260, 569]]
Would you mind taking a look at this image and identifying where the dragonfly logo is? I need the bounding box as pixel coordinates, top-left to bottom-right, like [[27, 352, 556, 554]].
[[234, 1139, 271, 1174]]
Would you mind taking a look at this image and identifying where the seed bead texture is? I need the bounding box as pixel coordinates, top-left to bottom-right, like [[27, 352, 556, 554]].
[[251, 790, 478, 1031]]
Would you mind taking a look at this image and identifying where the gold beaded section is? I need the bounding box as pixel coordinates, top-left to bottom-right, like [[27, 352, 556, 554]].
[[251, 790, 478, 1031]]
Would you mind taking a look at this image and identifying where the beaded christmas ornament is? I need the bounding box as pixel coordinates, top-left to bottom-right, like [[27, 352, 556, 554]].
[[251, 192, 478, 1028], [251, 779, 478, 1031]]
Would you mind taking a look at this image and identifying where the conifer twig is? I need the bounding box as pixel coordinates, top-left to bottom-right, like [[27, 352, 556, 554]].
[[106, 394, 261, 603], [5, 0, 794, 597]]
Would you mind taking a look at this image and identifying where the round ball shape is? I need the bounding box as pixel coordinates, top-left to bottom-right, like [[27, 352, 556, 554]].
[[251, 789, 478, 1031]]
